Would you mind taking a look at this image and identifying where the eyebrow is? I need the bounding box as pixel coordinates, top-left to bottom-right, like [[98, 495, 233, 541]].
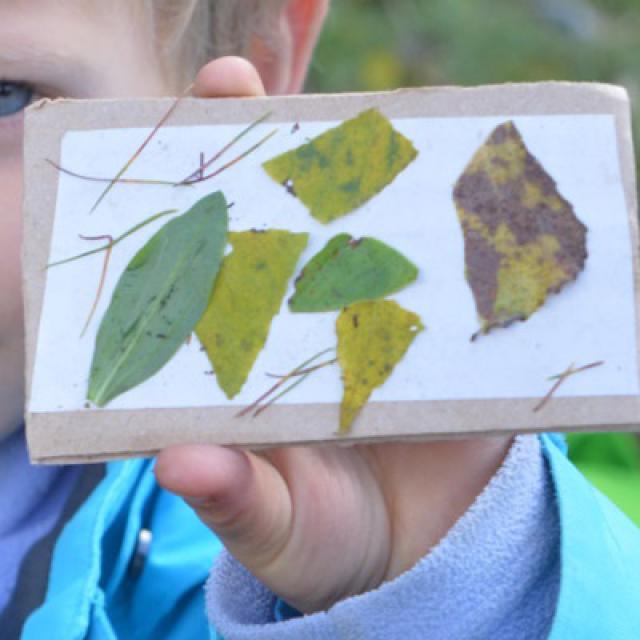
[[0, 39, 92, 90]]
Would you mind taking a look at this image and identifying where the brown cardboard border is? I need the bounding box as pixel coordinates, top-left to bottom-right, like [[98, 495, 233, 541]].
[[23, 82, 640, 463]]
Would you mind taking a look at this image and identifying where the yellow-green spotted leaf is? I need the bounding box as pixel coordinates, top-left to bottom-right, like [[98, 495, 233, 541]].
[[196, 230, 308, 399], [453, 121, 587, 338], [263, 108, 418, 223], [337, 300, 424, 434], [88, 192, 228, 407], [289, 234, 418, 312]]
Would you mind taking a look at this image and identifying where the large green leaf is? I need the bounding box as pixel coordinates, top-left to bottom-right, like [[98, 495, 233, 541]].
[[88, 192, 228, 406], [262, 108, 417, 223], [197, 230, 308, 398], [289, 234, 418, 312]]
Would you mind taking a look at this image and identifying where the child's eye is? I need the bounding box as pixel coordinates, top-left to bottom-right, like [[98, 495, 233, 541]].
[[0, 81, 34, 117]]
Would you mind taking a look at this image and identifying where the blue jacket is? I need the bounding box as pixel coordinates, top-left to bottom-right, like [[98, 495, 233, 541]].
[[21, 435, 640, 639]]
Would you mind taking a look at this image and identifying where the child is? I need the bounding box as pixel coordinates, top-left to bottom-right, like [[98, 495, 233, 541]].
[[0, 1, 638, 638]]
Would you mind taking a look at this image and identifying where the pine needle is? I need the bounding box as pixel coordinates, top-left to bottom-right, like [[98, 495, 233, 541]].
[[265, 358, 338, 379], [47, 208, 177, 269], [78, 234, 114, 337], [48, 110, 273, 194], [534, 360, 605, 413], [253, 373, 312, 417], [177, 111, 272, 185], [46, 159, 185, 187], [182, 129, 278, 186], [546, 360, 605, 381], [236, 347, 335, 418], [48, 119, 275, 191], [89, 83, 193, 213]]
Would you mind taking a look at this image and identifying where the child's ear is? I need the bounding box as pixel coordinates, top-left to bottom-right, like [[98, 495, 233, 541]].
[[249, 0, 329, 95]]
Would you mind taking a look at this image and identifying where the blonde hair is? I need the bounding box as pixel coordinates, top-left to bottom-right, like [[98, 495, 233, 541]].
[[142, 0, 288, 88]]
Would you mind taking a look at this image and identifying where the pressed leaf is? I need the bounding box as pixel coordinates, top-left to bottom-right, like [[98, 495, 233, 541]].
[[263, 108, 417, 223], [88, 192, 228, 406], [337, 300, 424, 434], [289, 234, 418, 312], [453, 121, 588, 338], [197, 230, 308, 398]]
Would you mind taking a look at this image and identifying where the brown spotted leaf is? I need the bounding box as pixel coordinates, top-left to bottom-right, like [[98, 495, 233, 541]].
[[337, 300, 424, 434], [453, 121, 587, 338]]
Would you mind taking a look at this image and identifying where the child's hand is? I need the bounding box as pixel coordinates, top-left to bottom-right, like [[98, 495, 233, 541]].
[[156, 57, 512, 614], [156, 436, 510, 614]]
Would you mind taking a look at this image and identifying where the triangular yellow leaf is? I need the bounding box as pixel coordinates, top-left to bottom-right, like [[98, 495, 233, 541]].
[[337, 300, 424, 434]]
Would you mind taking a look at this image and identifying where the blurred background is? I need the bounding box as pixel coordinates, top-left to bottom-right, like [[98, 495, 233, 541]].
[[309, 0, 639, 162], [309, 0, 640, 525]]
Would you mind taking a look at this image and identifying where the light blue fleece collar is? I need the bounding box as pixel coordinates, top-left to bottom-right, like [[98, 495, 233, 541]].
[[544, 433, 640, 639]]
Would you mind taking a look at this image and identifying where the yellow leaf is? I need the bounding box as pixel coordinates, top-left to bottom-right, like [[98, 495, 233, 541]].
[[262, 108, 417, 223], [337, 300, 424, 434], [196, 230, 308, 398]]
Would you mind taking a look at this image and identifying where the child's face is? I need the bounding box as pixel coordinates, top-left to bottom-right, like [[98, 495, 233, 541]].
[[0, 1, 173, 438]]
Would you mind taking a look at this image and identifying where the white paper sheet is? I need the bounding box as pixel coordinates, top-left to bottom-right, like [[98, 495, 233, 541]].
[[29, 114, 639, 412]]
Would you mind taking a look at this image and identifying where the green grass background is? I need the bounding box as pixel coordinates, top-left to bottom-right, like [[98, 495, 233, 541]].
[[308, 0, 640, 525], [308, 0, 639, 164]]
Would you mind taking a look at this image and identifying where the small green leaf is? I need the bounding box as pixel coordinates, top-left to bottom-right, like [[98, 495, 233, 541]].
[[289, 234, 418, 312], [262, 108, 418, 223], [337, 300, 424, 434], [196, 229, 308, 398], [88, 192, 229, 406]]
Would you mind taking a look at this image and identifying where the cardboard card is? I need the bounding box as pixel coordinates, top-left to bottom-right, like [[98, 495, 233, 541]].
[[23, 82, 640, 464]]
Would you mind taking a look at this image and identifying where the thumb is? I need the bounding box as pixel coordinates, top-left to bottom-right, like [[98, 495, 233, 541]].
[[155, 445, 292, 570], [192, 56, 266, 98]]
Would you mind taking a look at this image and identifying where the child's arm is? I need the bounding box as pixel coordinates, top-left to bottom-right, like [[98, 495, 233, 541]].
[[203, 435, 560, 639]]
